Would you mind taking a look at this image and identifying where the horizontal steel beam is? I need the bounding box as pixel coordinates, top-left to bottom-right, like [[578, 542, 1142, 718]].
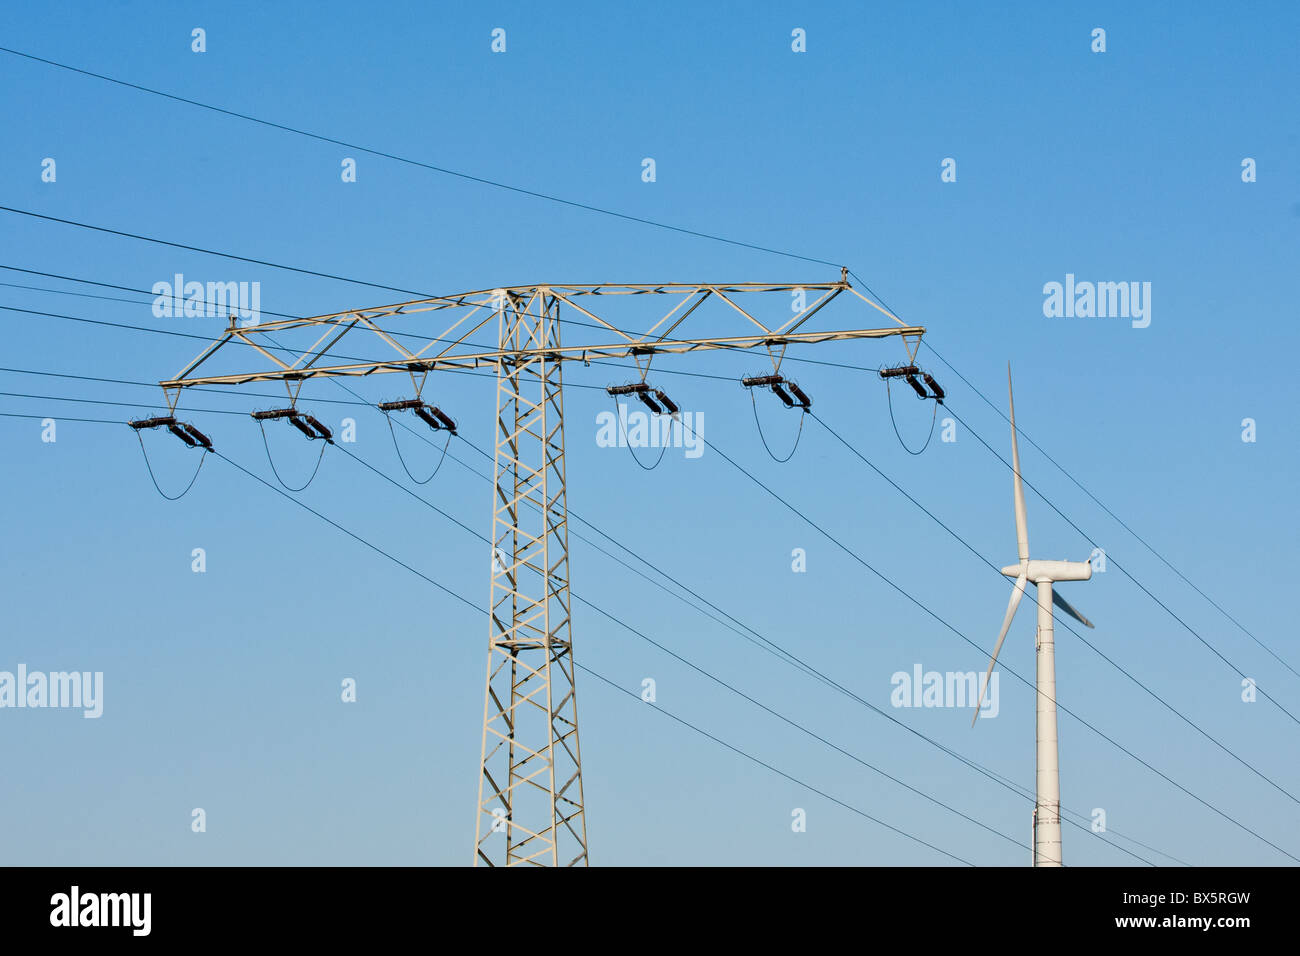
[[161, 325, 925, 389]]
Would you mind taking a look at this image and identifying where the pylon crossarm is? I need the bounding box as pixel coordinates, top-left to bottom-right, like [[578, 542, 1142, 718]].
[[162, 325, 924, 388], [159, 279, 921, 391]]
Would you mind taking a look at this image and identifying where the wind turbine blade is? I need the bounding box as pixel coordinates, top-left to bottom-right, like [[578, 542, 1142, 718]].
[[1052, 589, 1094, 629], [1008, 365, 1029, 562], [973, 570, 1028, 726]]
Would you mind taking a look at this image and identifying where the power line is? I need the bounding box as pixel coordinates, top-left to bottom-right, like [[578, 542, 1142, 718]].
[[0, 205, 428, 298], [0, 297, 475, 363], [0, 389, 246, 416], [0, 263, 166, 296], [0, 364, 381, 405], [0, 410, 120, 425], [0, 278, 149, 306], [0, 301, 430, 375], [0, 301, 265, 345]]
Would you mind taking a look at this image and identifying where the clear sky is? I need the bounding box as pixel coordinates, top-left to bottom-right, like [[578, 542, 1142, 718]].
[[0, 1, 1297, 866]]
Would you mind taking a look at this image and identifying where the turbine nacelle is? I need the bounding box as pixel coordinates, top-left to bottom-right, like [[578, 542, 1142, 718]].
[[999, 560, 1093, 583]]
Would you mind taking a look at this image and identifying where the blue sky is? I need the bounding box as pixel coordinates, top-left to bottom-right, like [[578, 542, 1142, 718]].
[[0, 1, 1297, 865]]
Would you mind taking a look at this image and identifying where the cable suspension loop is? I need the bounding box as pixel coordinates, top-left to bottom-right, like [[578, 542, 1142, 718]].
[[606, 378, 681, 472], [611, 393, 668, 471], [257, 419, 327, 492], [885, 376, 938, 455], [742, 373, 811, 463], [384, 409, 451, 484], [251, 407, 333, 492], [131, 425, 208, 500], [880, 364, 943, 456], [748, 385, 806, 463]]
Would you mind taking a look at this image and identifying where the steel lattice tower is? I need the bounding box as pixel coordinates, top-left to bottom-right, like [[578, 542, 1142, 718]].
[[475, 290, 587, 866]]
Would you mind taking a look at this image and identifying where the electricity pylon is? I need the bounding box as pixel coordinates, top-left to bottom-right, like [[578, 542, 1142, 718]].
[[156, 274, 925, 866]]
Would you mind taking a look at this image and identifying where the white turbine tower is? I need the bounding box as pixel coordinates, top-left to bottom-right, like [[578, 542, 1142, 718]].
[[973, 367, 1095, 867]]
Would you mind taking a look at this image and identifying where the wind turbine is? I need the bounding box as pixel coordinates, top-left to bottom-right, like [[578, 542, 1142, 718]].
[[973, 366, 1095, 867]]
